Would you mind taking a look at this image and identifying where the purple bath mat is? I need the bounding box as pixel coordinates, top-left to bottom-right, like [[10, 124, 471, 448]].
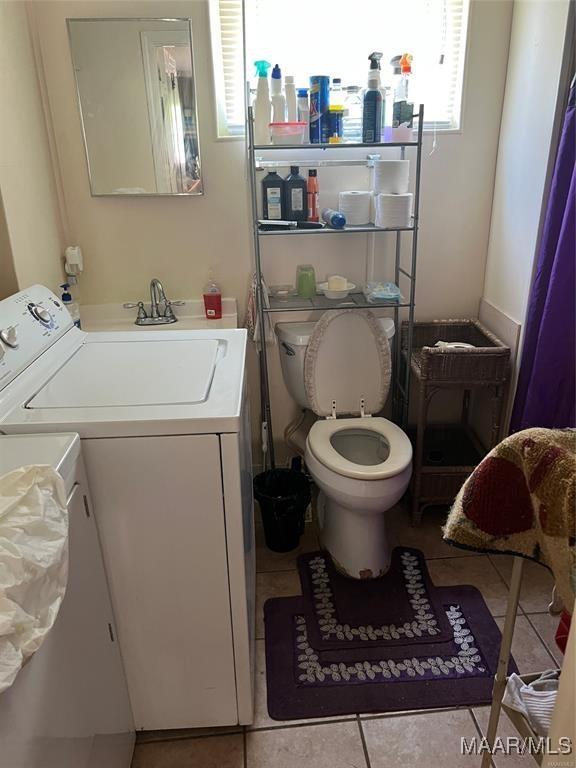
[[298, 548, 453, 650], [264, 586, 517, 721]]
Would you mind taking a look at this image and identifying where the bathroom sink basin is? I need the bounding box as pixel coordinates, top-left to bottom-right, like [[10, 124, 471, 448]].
[[80, 298, 237, 331]]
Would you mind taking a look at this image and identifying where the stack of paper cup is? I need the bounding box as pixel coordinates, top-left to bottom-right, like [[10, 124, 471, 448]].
[[338, 191, 372, 226], [373, 160, 410, 194], [375, 193, 413, 228]]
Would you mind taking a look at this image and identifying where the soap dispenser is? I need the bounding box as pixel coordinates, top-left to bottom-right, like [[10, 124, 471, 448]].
[[60, 283, 81, 328]]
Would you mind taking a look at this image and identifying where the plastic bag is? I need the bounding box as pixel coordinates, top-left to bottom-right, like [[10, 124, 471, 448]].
[[0, 466, 68, 693]]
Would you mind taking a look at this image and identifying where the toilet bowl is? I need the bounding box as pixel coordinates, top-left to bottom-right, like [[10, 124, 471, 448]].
[[275, 309, 412, 579]]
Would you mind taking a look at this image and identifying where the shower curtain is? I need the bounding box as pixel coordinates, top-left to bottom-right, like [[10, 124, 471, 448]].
[[510, 81, 575, 432]]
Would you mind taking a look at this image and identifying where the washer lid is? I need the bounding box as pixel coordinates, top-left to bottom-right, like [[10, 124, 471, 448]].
[[27, 338, 219, 409], [303, 309, 391, 417]]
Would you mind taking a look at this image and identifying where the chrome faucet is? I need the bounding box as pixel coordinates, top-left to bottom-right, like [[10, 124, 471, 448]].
[[123, 278, 184, 325]]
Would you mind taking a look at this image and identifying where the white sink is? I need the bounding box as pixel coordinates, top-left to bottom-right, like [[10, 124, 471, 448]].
[[80, 298, 238, 331]]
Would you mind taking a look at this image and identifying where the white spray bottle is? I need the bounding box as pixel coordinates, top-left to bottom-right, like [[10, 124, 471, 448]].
[[253, 60, 272, 145]]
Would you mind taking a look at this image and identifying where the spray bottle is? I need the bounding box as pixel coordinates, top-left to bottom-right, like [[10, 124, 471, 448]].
[[391, 53, 414, 141], [271, 64, 286, 122], [253, 60, 272, 145], [362, 52, 383, 143]]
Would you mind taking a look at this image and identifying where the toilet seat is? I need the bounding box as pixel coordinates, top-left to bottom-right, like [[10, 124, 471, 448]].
[[307, 417, 413, 480]]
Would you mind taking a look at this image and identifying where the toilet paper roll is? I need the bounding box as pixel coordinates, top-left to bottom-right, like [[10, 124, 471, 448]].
[[372, 160, 410, 194], [375, 193, 413, 228], [338, 191, 372, 226]]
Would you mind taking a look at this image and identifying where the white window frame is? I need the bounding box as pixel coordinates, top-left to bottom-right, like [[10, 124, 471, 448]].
[[209, 0, 471, 140]]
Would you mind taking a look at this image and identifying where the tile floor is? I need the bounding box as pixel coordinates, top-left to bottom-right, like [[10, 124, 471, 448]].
[[132, 504, 563, 768]]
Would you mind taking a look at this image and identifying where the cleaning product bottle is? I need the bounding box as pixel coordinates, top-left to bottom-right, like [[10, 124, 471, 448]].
[[330, 78, 344, 109], [362, 52, 383, 143], [285, 75, 297, 121], [253, 60, 272, 145], [270, 64, 286, 122], [307, 169, 319, 221], [203, 272, 222, 320], [262, 170, 285, 220], [391, 53, 414, 141], [284, 166, 307, 221], [60, 283, 81, 328], [297, 88, 310, 128]]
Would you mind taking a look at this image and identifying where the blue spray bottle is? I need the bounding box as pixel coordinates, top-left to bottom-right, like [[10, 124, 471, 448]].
[[362, 52, 383, 143]]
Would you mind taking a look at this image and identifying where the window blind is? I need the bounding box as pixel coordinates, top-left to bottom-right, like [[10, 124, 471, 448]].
[[210, 0, 469, 137]]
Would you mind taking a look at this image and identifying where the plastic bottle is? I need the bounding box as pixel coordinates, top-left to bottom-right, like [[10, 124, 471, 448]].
[[203, 273, 222, 320], [297, 88, 310, 126], [362, 52, 383, 144], [343, 86, 363, 143], [270, 64, 286, 123], [284, 166, 307, 221], [253, 60, 272, 145], [60, 283, 81, 328], [285, 75, 297, 121], [262, 170, 285, 220], [307, 170, 319, 221], [321, 208, 346, 229], [391, 53, 414, 141], [309, 75, 330, 143]]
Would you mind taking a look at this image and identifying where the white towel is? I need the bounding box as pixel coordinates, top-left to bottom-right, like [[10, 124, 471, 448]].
[[502, 670, 559, 736]]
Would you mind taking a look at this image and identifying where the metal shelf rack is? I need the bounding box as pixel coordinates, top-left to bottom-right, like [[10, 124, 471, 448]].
[[246, 101, 425, 468]]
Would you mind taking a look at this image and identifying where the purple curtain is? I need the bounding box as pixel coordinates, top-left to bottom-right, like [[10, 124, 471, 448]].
[[510, 83, 576, 432]]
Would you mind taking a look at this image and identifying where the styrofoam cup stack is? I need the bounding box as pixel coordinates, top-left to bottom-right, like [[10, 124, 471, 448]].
[[375, 193, 413, 228], [372, 159, 410, 194], [338, 191, 372, 226]]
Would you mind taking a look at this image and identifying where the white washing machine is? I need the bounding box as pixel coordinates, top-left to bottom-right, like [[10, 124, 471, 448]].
[[0, 286, 255, 731], [0, 433, 134, 768]]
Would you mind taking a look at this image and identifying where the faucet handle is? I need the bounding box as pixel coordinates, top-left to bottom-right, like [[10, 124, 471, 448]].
[[123, 301, 148, 320]]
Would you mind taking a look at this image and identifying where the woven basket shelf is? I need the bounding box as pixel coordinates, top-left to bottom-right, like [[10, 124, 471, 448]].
[[401, 319, 511, 523], [401, 319, 510, 385]]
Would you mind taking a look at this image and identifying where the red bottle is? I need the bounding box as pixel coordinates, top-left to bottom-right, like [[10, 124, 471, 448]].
[[203, 276, 222, 320]]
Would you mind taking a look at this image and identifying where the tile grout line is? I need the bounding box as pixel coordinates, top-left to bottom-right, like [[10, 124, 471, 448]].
[[356, 715, 373, 768], [468, 707, 497, 768], [246, 716, 359, 734], [523, 612, 562, 668]]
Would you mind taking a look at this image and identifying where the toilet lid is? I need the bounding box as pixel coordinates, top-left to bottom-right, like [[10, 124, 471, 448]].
[[304, 309, 391, 417]]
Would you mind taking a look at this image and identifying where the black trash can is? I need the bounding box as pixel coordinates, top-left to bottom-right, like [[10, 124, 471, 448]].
[[253, 468, 311, 552]]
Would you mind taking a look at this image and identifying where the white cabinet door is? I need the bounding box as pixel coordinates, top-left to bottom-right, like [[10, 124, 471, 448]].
[[84, 434, 237, 729], [0, 458, 134, 768]]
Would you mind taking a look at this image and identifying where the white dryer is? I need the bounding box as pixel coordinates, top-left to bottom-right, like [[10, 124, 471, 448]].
[[0, 433, 134, 768], [0, 286, 255, 731]]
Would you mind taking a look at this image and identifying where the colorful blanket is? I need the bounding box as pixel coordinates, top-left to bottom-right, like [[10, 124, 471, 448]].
[[443, 428, 575, 612]]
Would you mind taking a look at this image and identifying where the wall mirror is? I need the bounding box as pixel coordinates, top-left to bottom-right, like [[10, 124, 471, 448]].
[[68, 18, 202, 196]]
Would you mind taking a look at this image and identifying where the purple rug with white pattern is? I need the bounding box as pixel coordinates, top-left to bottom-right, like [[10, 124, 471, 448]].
[[264, 550, 517, 720], [298, 548, 453, 650]]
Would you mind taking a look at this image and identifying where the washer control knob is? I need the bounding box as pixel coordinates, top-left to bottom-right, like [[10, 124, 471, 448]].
[[32, 305, 51, 324], [0, 326, 18, 348]]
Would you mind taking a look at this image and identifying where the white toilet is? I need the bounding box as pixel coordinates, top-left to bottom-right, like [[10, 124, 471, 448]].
[[275, 309, 412, 580]]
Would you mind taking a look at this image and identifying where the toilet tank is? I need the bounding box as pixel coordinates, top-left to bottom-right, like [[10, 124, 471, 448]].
[[275, 317, 395, 408]]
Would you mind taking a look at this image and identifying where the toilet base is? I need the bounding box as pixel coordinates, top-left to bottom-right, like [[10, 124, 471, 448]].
[[318, 492, 391, 579]]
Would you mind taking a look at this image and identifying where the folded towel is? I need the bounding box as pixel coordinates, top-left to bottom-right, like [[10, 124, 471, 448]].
[[503, 670, 560, 736], [244, 272, 276, 350]]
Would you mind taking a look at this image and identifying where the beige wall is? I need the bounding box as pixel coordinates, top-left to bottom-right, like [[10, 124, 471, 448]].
[[482, 0, 572, 325], [0, 193, 19, 299], [0, 1, 64, 292]]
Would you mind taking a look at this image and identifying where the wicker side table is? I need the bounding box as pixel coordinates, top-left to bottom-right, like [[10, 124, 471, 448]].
[[400, 320, 510, 524]]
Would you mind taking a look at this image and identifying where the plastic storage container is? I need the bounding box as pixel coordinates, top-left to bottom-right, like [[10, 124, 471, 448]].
[[253, 469, 311, 552], [269, 122, 307, 145]]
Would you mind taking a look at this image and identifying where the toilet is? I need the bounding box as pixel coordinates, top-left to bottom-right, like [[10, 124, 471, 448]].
[[275, 309, 413, 579]]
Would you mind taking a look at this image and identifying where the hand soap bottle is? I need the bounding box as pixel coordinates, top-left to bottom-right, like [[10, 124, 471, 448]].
[[60, 283, 81, 328], [203, 273, 222, 320]]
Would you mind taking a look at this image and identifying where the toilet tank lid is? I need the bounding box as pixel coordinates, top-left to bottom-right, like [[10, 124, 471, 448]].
[[276, 317, 394, 347]]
